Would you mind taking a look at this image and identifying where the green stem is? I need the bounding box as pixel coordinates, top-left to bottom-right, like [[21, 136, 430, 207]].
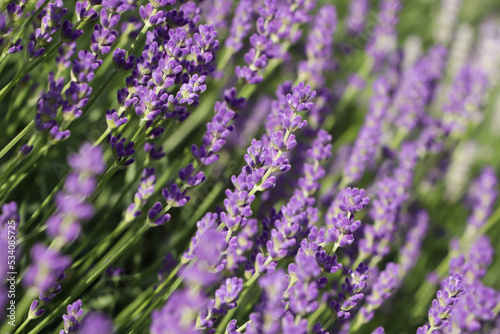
[[19, 177, 64, 236], [0, 120, 34, 160]]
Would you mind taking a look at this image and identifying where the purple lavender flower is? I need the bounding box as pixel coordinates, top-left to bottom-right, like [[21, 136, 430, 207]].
[[60, 299, 84, 334], [0, 3, 26, 55], [328, 187, 369, 250], [246, 269, 288, 332], [360, 263, 400, 322], [151, 287, 208, 333], [394, 45, 447, 133], [443, 66, 489, 137], [28, 0, 68, 58], [79, 313, 114, 334], [198, 277, 244, 329], [47, 143, 104, 243], [24, 243, 71, 294], [35, 72, 65, 131], [221, 83, 316, 232], [343, 77, 391, 184], [366, 0, 403, 69], [224, 0, 252, 52], [332, 263, 370, 320], [399, 210, 429, 274], [446, 282, 498, 333], [235, 0, 314, 84], [109, 134, 135, 166], [126, 168, 156, 221], [191, 99, 236, 165], [417, 274, 466, 333], [28, 300, 46, 319], [298, 5, 337, 88], [465, 167, 498, 229], [346, 0, 369, 35]]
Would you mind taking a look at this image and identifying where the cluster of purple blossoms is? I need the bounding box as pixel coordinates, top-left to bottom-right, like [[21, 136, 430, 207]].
[[191, 89, 242, 165], [346, 0, 369, 35], [359, 262, 400, 323], [32, 0, 136, 144], [236, 0, 314, 84], [24, 143, 104, 314], [252, 129, 332, 276], [358, 141, 419, 266], [446, 236, 497, 331], [393, 45, 448, 133], [46, 143, 105, 243], [125, 168, 157, 221], [367, 0, 403, 69], [298, 5, 337, 88], [417, 274, 466, 334], [60, 299, 84, 334], [224, 0, 253, 52], [343, 77, 391, 184], [28, 0, 68, 58], [220, 82, 316, 233], [152, 227, 228, 333], [331, 263, 370, 321], [465, 166, 498, 229], [398, 210, 429, 275], [0, 0, 27, 55], [443, 66, 489, 137]]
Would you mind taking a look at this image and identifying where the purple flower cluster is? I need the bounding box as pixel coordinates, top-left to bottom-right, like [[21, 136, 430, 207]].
[[446, 235, 497, 333], [253, 129, 332, 275], [332, 263, 370, 320], [367, 0, 403, 69], [343, 77, 391, 184], [359, 142, 418, 265], [399, 210, 429, 275], [60, 299, 84, 334], [443, 66, 489, 137], [125, 168, 157, 221], [24, 143, 103, 314], [417, 274, 466, 334], [465, 167, 498, 229], [298, 5, 337, 88], [360, 262, 400, 322], [191, 91, 240, 165], [346, 0, 369, 35], [28, 0, 68, 58], [224, 0, 253, 52], [221, 82, 316, 232], [394, 45, 448, 133], [0, 0, 27, 55], [235, 0, 314, 84], [46, 143, 105, 243]]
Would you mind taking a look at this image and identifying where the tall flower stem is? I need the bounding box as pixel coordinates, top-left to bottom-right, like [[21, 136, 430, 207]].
[[0, 120, 34, 160]]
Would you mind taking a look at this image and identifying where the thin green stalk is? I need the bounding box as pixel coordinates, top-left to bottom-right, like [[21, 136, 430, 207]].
[[19, 177, 64, 235], [0, 121, 34, 160], [127, 262, 190, 333]]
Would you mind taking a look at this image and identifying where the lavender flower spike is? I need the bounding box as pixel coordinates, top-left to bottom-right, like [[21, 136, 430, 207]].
[[359, 263, 400, 323], [417, 274, 466, 334], [60, 299, 84, 334], [346, 0, 369, 35]]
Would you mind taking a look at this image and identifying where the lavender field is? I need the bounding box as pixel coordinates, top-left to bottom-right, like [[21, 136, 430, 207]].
[[1, 0, 500, 333]]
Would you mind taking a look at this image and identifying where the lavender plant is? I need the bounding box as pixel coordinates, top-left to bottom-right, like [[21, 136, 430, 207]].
[[1, 0, 500, 333]]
